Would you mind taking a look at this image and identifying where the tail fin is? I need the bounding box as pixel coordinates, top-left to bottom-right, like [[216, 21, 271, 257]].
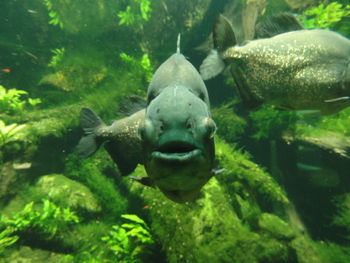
[[176, 34, 181, 54], [76, 108, 105, 158], [213, 15, 237, 51], [200, 15, 237, 80], [255, 13, 304, 39], [200, 50, 226, 80]]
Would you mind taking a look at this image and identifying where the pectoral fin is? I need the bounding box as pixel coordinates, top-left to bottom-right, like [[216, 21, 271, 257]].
[[129, 176, 155, 187]]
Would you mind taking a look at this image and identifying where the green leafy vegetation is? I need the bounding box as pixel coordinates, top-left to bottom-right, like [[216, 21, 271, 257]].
[[44, 0, 64, 28], [0, 85, 41, 114], [0, 199, 79, 239], [0, 120, 25, 149], [0, 199, 79, 255], [48, 47, 65, 68], [118, 0, 152, 26], [120, 52, 154, 82], [102, 214, 155, 263], [0, 228, 19, 255], [301, 2, 350, 29]]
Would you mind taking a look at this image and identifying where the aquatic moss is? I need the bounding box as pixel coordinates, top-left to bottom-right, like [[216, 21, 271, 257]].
[[211, 101, 247, 143], [64, 151, 128, 220], [215, 137, 290, 206], [333, 194, 350, 238], [124, 138, 295, 263], [248, 105, 298, 140]]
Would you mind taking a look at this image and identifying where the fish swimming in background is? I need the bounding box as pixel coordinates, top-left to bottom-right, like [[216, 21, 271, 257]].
[[200, 14, 350, 115], [77, 35, 217, 203]]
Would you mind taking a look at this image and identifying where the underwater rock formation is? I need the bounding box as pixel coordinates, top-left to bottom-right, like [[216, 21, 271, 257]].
[[35, 174, 101, 213]]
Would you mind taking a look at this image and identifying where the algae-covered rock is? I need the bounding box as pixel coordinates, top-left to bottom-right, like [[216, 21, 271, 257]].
[[0, 162, 18, 200], [290, 236, 323, 263], [258, 213, 295, 240], [126, 138, 293, 263], [35, 174, 101, 213], [0, 246, 73, 263], [284, 0, 321, 10]]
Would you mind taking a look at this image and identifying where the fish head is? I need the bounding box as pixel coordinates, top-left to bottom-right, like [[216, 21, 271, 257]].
[[140, 85, 216, 203]]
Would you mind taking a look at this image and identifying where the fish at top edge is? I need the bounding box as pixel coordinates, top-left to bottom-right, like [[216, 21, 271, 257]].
[[76, 35, 218, 203], [200, 13, 350, 115]]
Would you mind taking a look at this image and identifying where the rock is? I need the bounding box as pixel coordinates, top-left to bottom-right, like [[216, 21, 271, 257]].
[[284, 0, 319, 10], [35, 174, 101, 213], [258, 213, 295, 239], [0, 246, 73, 263]]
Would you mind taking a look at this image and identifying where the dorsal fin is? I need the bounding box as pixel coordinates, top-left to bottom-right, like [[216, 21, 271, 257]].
[[213, 14, 237, 51], [118, 95, 147, 116], [177, 34, 181, 54], [255, 13, 304, 39]]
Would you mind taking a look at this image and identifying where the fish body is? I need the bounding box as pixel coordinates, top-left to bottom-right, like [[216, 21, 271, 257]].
[[77, 36, 216, 203], [200, 14, 350, 115]]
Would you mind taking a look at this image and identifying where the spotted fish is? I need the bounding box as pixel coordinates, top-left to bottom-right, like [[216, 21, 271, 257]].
[[200, 14, 350, 115]]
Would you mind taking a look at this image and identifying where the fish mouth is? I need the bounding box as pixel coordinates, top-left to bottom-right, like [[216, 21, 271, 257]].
[[152, 141, 201, 162]]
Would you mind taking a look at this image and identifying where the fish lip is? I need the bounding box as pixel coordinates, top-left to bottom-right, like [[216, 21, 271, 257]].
[[152, 141, 201, 162]]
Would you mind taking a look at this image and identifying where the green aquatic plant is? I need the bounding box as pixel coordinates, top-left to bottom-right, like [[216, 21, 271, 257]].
[[48, 47, 65, 68], [0, 228, 19, 255], [0, 199, 80, 239], [0, 85, 27, 114], [120, 52, 153, 82], [0, 85, 41, 114], [102, 214, 155, 263], [301, 2, 350, 29], [0, 120, 25, 148], [44, 0, 64, 29], [118, 0, 152, 26]]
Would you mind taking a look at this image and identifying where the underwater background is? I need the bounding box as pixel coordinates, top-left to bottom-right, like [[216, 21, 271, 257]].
[[0, 0, 350, 262]]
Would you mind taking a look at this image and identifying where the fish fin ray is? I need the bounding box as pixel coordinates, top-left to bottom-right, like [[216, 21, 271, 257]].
[[255, 13, 304, 38], [177, 33, 181, 54], [214, 14, 237, 51], [200, 49, 226, 80], [324, 96, 350, 103], [76, 108, 105, 158], [118, 95, 147, 116]]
